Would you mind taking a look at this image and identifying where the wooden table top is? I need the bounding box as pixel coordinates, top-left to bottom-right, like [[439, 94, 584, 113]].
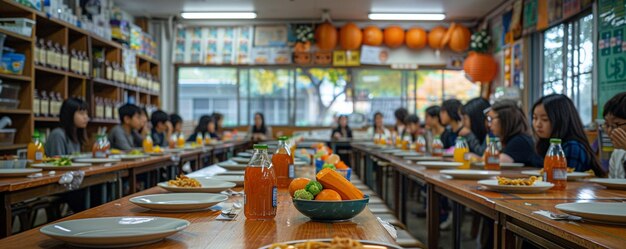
[[495, 199, 626, 249], [0, 186, 395, 249]]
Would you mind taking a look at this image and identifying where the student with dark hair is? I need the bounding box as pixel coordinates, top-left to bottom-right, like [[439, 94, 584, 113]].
[[405, 114, 422, 142], [249, 112, 272, 141], [188, 115, 219, 142], [367, 112, 390, 138], [532, 94, 605, 176], [486, 100, 542, 167], [461, 98, 491, 155], [440, 99, 471, 148], [603, 92, 626, 178], [170, 114, 183, 134], [108, 103, 143, 150], [132, 107, 150, 147], [212, 112, 225, 139], [393, 108, 409, 138], [331, 115, 353, 139], [150, 110, 172, 147], [45, 98, 90, 156], [424, 106, 445, 151]]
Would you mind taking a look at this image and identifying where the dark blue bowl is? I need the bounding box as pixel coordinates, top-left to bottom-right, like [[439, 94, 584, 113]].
[[292, 195, 369, 222]]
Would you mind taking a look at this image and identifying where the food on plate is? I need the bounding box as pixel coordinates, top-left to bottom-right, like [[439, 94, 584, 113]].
[[293, 189, 314, 200], [153, 146, 163, 153], [110, 149, 122, 155], [496, 176, 538, 186], [584, 169, 595, 176], [315, 189, 342, 201], [167, 175, 201, 188], [128, 149, 144, 155], [538, 167, 574, 174], [268, 237, 365, 249], [316, 168, 364, 200], [51, 157, 72, 166], [289, 178, 311, 197], [305, 181, 323, 196]]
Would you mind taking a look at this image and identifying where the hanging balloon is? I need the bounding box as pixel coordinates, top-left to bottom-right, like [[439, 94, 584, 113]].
[[448, 24, 471, 52], [428, 26, 447, 50], [362, 26, 383, 46], [315, 22, 338, 51], [463, 52, 498, 83], [339, 22, 363, 50], [383, 26, 405, 48], [405, 27, 428, 50], [441, 23, 457, 49]]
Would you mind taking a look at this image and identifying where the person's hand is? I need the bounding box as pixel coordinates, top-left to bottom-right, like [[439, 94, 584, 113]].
[[611, 128, 626, 150], [165, 121, 173, 133]]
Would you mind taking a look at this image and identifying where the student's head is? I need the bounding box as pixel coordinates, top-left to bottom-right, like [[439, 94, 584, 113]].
[[603, 92, 626, 137], [394, 108, 408, 126], [212, 112, 224, 129], [424, 105, 442, 129], [338, 115, 349, 128], [462, 98, 491, 143], [118, 104, 143, 130], [532, 94, 585, 140], [169, 114, 183, 133], [405, 114, 421, 135], [195, 115, 216, 134], [487, 100, 529, 145], [254, 112, 265, 128], [60, 98, 89, 144], [373, 112, 384, 129], [151, 110, 169, 132], [440, 99, 463, 125]]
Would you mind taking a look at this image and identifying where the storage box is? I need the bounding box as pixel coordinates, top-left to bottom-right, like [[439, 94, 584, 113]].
[[0, 128, 16, 146], [0, 18, 35, 37], [0, 83, 20, 109], [0, 53, 26, 75]]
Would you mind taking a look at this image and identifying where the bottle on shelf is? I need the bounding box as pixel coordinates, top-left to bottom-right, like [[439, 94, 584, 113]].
[[40, 91, 50, 117], [105, 61, 113, 80], [33, 89, 41, 117], [81, 51, 90, 76], [103, 99, 110, 120], [95, 97, 104, 119], [543, 138, 567, 190], [34, 36, 40, 65], [108, 99, 114, 120], [484, 136, 501, 170], [244, 144, 277, 220], [93, 57, 103, 78], [27, 131, 46, 163], [273, 136, 294, 188], [92, 134, 110, 158], [53, 43, 62, 69], [431, 135, 444, 157], [61, 45, 69, 71], [45, 40, 54, 68], [51, 92, 60, 117]]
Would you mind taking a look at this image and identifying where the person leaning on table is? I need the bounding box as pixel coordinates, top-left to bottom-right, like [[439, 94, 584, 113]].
[[604, 92, 626, 178], [45, 98, 90, 156]]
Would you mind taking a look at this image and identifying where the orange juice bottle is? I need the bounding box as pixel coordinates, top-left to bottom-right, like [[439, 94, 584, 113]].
[[244, 144, 277, 220], [204, 132, 212, 145], [177, 133, 185, 148], [168, 134, 177, 149], [401, 135, 410, 150], [92, 135, 109, 158], [454, 137, 470, 169], [273, 136, 294, 188], [143, 133, 154, 153], [415, 135, 426, 153], [27, 132, 45, 163], [432, 135, 444, 157], [543, 138, 567, 190], [195, 132, 204, 146], [484, 136, 501, 170]]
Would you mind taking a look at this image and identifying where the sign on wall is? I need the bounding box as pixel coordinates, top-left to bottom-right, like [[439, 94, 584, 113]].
[[598, 0, 626, 117]]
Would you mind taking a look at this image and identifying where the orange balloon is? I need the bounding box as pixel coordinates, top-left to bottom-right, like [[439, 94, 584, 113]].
[[383, 26, 405, 48], [362, 26, 383, 46], [428, 26, 447, 49], [441, 23, 457, 48], [339, 22, 363, 50], [463, 52, 498, 83], [449, 24, 471, 52], [405, 27, 428, 50], [315, 22, 338, 51]]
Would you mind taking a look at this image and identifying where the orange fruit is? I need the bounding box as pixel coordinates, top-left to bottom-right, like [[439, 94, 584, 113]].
[[289, 178, 311, 197], [315, 189, 342, 201], [326, 154, 340, 164]]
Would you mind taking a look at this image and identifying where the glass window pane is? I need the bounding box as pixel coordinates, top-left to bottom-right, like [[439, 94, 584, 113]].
[[177, 67, 238, 126], [442, 70, 481, 102], [415, 70, 444, 121], [543, 24, 565, 94], [247, 68, 290, 125], [295, 68, 352, 126], [354, 69, 403, 125]]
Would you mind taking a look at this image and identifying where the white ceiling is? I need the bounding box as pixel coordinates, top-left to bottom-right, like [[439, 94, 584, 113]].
[[113, 0, 506, 21]]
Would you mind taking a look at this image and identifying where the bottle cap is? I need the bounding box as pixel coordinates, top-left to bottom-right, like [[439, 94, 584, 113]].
[[253, 144, 268, 150], [549, 138, 562, 144], [278, 136, 288, 141]]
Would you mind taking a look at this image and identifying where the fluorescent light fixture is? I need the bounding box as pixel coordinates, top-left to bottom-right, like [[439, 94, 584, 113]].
[[368, 13, 445, 21], [181, 12, 257, 19]]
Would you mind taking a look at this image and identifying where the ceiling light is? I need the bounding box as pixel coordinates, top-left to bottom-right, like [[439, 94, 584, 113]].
[[368, 13, 445, 21], [181, 12, 257, 19]]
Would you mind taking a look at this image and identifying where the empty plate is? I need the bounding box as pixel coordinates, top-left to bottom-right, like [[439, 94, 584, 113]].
[[112, 154, 150, 161], [439, 170, 500, 180], [218, 162, 247, 171], [478, 179, 554, 193], [405, 156, 443, 162], [521, 170, 591, 181], [0, 168, 42, 177], [214, 171, 245, 176], [31, 163, 93, 170], [556, 202, 626, 223], [473, 162, 525, 168], [73, 157, 121, 164], [130, 193, 228, 211], [40, 217, 189, 248], [158, 178, 236, 193], [392, 151, 423, 157], [416, 161, 462, 169], [207, 175, 244, 186], [230, 157, 250, 164], [588, 178, 626, 190]]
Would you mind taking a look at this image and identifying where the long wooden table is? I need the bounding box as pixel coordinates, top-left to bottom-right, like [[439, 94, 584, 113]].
[[350, 143, 626, 249]]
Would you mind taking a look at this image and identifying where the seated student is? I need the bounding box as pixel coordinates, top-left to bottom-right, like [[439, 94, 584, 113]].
[[45, 98, 90, 156], [248, 112, 272, 141], [108, 104, 143, 150], [150, 110, 172, 147], [532, 94, 605, 176], [405, 114, 422, 142], [331, 115, 353, 139], [170, 114, 183, 134], [132, 107, 150, 147], [461, 98, 491, 155], [367, 112, 391, 138], [486, 100, 542, 167], [393, 108, 409, 138], [212, 112, 225, 139], [188, 115, 219, 142], [424, 106, 445, 151], [603, 92, 626, 178], [440, 99, 472, 149]]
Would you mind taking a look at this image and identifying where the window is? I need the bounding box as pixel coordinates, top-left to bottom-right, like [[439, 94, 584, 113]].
[[354, 69, 404, 125], [177, 68, 238, 123], [295, 68, 351, 126], [541, 13, 594, 125]]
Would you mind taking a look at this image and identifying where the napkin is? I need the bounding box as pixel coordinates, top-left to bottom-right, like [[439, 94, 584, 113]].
[[533, 210, 582, 221], [215, 202, 241, 221], [377, 217, 397, 239]]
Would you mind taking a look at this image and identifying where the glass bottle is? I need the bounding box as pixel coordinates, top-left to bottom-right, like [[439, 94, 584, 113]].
[[195, 132, 203, 146], [45, 41, 55, 68], [27, 131, 46, 163], [40, 91, 49, 117], [95, 97, 104, 119], [143, 133, 154, 153], [177, 133, 185, 148], [454, 137, 470, 169], [61, 45, 69, 71], [484, 136, 501, 170], [415, 135, 426, 153], [244, 144, 277, 220], [53, 43, 62, 69], [34, 36, 40, 65], [33, 89, 40, 117], [169, 134, 177, 149], [81, 51, 90, 76], [431, 135, 444, 157], [53, 92, 61, 117], [204, 132, 212, 145], [105, 61, 112, 80], [273, 136, 294, 188], [70, 49, 78, 74], [93, 135, 110, 158], [543, 138, 567, 190]]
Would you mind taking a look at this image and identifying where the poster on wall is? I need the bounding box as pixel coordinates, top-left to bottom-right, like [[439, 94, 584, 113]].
[[512, 41, 524, 88], [173, 26, 253, 64], [360, 45, 389, 65], [510, 0, 524, 41], [597, 0, 626, 117], [523, 0, 538, 35], [254, 25, 288, 47]]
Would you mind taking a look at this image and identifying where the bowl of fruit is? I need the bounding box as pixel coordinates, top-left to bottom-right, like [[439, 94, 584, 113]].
[[289, 168, 368, 222]]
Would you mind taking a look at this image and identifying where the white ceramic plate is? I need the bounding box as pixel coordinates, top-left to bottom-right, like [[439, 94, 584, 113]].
[[148, 152, 167, 156], [218, 162, 248, 171], [392, 151, 422, 157], [164, 148, 185, 153], [556, 202, 626, 223], [380, 149, 404, 154], [405, 156, 443, 162], [112, 154, 150, 161], [158, 178, 236, 193], [443, 152, 454, 157], [478, 179, 554, 193], [521, 170, 591, 180], [214, 171, 245, 176], [472, 162, 525, 168], [294, 161, 307, 166], [130, 193, 228, 211], [73, 157, 122, 164], [588, 178, 626, 190], [40, 217, 189, 248], [259, 239, 402, 249], [440, 170, 500, 180], [237, 152, 253, 158], [230, 157, 250, 164], [416, 161, 463, 169], [206, 175, 244, 186], [31, 163, 93, 170], [0, 168, 42, 177]]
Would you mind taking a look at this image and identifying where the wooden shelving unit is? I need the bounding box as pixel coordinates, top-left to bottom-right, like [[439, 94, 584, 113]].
[[0, 0, 160, 153]]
